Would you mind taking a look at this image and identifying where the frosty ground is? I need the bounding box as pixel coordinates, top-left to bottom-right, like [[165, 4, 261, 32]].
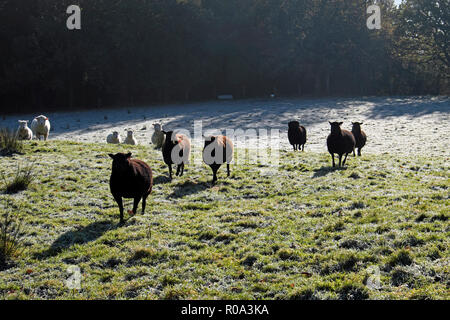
[[0, 96, 448, 300], [3, 96, 449, 156]]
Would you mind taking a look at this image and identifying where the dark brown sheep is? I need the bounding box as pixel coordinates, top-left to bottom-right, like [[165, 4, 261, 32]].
[[327, 122, 356, 167], [288, 121, 307, 151], [109, 153, 153, 224], [203, 135, 234, 184], [162, 131, 191, 180], [351, 122, 367, 156]]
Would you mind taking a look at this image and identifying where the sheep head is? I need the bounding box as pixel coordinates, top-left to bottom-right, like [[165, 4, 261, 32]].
[[18, 120, 29, 128], [153, 123, 162, 131], [352, 122, 363, 131], [203, 136, 217, 148], [162, 131, 178, 146], [288, 121, 300, 129], [109, 152, 132, 171], [36, 115, 48, 125], [329, 121, 343, 134]]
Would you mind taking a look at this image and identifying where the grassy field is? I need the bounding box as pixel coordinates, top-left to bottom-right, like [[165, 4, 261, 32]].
[[0, 140, 448, 300]]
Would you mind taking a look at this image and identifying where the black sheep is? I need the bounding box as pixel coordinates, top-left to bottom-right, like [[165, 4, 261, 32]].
[[351, 122, 367, 156], [288, 121, 307, 151], [162, 131, 191, 180], [203, 135, 234, 184], [327, 122, 356, 167], [109, 153, 153, 224]]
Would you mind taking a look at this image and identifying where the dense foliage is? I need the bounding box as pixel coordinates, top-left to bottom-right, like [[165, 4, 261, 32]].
[[0, 0, 448, 113]]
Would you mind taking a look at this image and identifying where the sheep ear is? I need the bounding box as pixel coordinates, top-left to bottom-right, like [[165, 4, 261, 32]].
[[45, 118, 49, 121], [126, 153, 132, 158], [108, 154, 115, 159], [339, 122, 343, 126], [329, 121, 332, 125]]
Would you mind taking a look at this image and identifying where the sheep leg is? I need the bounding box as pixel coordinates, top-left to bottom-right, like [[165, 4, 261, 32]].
[[343, 153, 349, 166], [353, 149, 356, 157], [331, 153, 336, 168], [113, 195, 124, 224], [227, 164, 231, 177], [180, 163, 185, 176], [212, 170, 218, 184], [168, 164, 173, 180], [338, 154, 343, 167], [176, 164, 181, 177], [132, 197, 141, 215], [302, 144, 305, 152], [142, 194, 149, 214], [358, 148, 362, 157]]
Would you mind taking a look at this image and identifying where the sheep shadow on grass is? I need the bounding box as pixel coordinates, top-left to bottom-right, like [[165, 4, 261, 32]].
[[312, 166, 347, 178], [168, 180, 210, 199], [153, 175, 172, 185], [35, 220, 119, 259]]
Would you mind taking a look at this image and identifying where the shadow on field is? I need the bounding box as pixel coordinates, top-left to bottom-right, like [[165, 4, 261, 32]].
[[5, 97, 353, 139], [34, 220, 119, 259], [5, 97, 448, 143], [366, 97, 450, 119], [153, 175, 171, 184], [169, 180, 210, 198], [312, 166, 347, 178]]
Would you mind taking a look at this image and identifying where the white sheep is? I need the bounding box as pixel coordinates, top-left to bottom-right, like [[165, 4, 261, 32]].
[[17, 120, 33, 140], [107, 131, 122, 144], [31, 115, 51, 141], [123, 130, 138, 145], [151, 123, 165, 149]]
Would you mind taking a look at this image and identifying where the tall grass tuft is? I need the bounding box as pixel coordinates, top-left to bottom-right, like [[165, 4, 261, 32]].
[[0, 128, 23, 156], [1, 163, 35, 194], [0, 211, 24, 269]]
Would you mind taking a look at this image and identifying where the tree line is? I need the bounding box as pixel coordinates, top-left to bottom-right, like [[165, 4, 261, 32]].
[[0, 0, 448, 114]]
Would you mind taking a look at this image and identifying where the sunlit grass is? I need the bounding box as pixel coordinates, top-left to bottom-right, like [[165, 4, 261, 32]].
[[0, 140, 448, 300]]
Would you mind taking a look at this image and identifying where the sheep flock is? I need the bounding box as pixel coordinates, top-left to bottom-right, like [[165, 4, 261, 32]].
[[11, 113, 370, 223]]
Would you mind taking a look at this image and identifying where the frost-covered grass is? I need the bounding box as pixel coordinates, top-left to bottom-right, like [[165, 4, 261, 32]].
[[1, 163, 35, 194], [0, 128, 23, 156], [0, 140, 448, 300], [2, 96, 449, 157]]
